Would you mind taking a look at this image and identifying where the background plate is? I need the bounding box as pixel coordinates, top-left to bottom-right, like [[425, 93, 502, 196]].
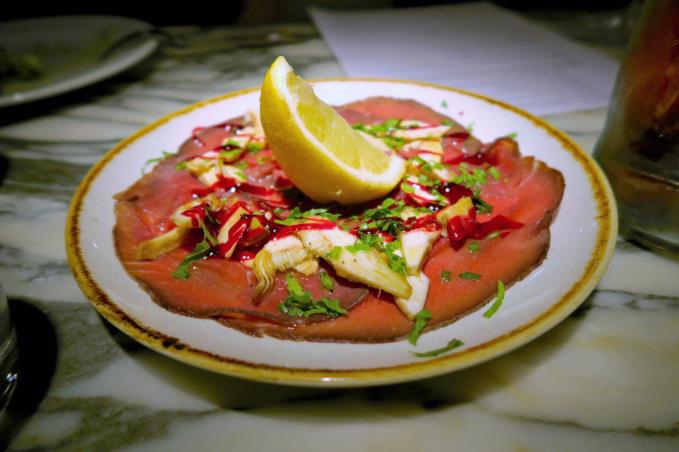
[[66, 79, 617, 387], [0, 16, 158, 107]]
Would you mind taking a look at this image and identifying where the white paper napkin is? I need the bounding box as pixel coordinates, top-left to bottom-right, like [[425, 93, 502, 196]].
[[310, 2, 619, 115]]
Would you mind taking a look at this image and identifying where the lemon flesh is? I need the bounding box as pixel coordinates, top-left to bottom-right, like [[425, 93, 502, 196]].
[[260, 56, 405, 205]]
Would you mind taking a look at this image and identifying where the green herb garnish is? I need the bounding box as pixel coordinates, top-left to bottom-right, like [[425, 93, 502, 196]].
[[142, 151, 175, 174], [226, 138, 243, 148], [325, 246, 342, 261], [247, 142, 264, 154], [383, 136, 405, 150], [440, 270, 452, 282], [401, 182, 415, 194], [219, 148, 245, 161], [275, 206, 340, 226], [473, 197, 493, 214], [441, 118, 455, 126], [488, 167, 501, 180], [408, 309, 432, 345], [413, 338, 464, 358], [199, 218, 218, 247], [171, 239, 212, 280], [352, 118, 400, 137], [361, 198, 406, 235], [468, 241, 480, 253], [450, 165, 491, 194], [175, 161, 188, 170], [441, 100, 448, 108], [483, 281, 505, 318], [320, 271, 334, 291], [458, 271, 481, 281], [278, 274, 348, 318], [506, 132, 518, 139], [487, 231, 501, 240], [384, 240, 406, 274], [302, 207, 341, 222]]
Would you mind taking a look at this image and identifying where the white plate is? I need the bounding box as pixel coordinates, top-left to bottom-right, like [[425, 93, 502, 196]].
[[0, 16, 158, 107], [66, 79, 617, 387]]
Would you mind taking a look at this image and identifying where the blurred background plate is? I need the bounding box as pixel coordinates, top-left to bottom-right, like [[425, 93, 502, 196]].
[[0, 15, 158, 107]]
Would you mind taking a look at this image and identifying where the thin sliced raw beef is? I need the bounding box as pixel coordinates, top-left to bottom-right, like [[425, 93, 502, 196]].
[[113, 97, 564, 342]]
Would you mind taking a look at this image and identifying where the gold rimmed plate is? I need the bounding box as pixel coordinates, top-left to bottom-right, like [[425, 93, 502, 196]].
[[66, 79, 617, 387]]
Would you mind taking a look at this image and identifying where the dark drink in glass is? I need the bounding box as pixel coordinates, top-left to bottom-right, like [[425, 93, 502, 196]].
[[594, 0, 679, 254]]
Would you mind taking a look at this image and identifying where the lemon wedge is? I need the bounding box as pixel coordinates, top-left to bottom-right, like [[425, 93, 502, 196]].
[[260, 56, 406, 205]]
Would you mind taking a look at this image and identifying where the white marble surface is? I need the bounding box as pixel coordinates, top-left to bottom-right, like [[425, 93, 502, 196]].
[[0, 17, 677, 452]]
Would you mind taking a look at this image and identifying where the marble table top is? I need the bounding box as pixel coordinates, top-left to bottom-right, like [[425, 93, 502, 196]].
[[1, 17, 678, 452]]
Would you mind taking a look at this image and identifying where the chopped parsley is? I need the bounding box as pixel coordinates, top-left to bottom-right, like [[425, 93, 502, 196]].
[[441, 100, 448, 108], [413, 338, 464, 358], [458, 271, 481, 281], [450, 164, 491, 195], [225, 138, 243, 148], [468, 241, 480, 253], [473, 197, 493, 214], [275, 206, 340, 226], [401, 182, 415, 193], [199, 219, 218, 247], [440, 270, 452, 282], [467, 122, 475, 133], [421, 160, 445, 172], [408, 309, 432, 345], [441, 118, 455, 126], [171, 239, 212, 280], [175, 161, 188, 170], [417, 173, 441, 188], [353, 118, 405, 149], [382, 118, 400, 129], [219, 148, 245, 161], [410, 155, 445, 173], [384, 240, 407, 274], [506, 132, 518, 139], [363, 198, 403, 218], [345, 240, 371, 254], [383, 136, 405, 150], [142, 151, 175, 174], [360, 198, 406, 235], [320, 271, 334, 291], [302, 208, 341, 221], [345, 233, 407, 274], [325, 246, 341, 261], [483, 280, 505, 318], [488, 167, 501, 180], [352, 118, 400, 137], [247, 142, 264, 154], [279, 274, 348, 318]]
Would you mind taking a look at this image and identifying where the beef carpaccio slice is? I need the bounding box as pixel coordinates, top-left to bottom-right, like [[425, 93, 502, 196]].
[[113, 97, 564, 342]]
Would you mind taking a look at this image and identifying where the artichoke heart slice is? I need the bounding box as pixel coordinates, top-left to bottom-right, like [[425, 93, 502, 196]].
[[253, 235, 311, 298], [399, 229, 441, 274], [296, 228, 412, 300], [395, 273, 430, 320], [136, 227, 188, 260], [436, 196, 474, 228]]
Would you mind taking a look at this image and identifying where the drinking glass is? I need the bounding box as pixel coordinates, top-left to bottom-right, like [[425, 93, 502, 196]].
[[0, 285, 18, 410], [593, 0, 679, 255]]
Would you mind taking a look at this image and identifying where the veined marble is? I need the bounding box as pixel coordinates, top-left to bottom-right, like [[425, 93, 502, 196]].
[[0, 17, 677, 452]]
